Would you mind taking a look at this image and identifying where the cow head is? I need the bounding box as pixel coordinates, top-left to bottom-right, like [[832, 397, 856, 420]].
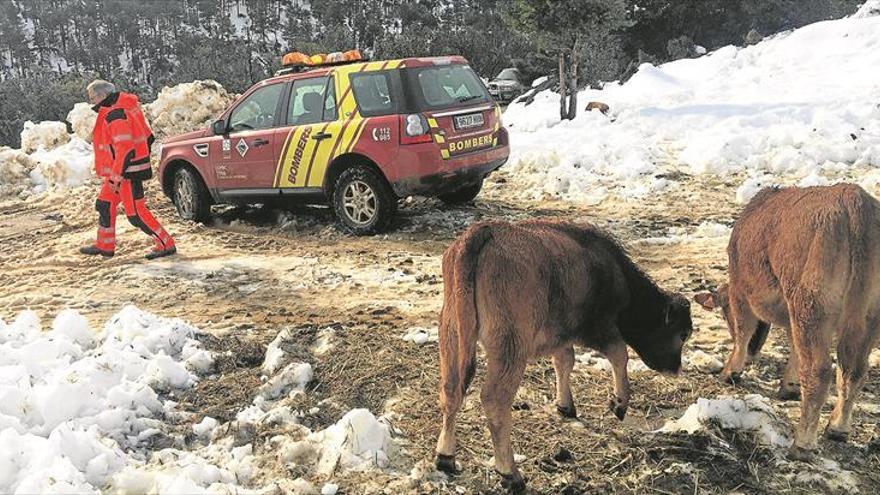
[[630, 294, 693, 374]]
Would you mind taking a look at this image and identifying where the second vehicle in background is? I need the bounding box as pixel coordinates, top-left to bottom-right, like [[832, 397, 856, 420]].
[[487, 68, 526, 104]]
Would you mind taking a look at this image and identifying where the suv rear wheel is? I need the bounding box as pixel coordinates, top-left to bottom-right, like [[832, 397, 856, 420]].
[[438, 180, 483, 205], [173, 167, 212, 223], [332, 165, 397, 235]]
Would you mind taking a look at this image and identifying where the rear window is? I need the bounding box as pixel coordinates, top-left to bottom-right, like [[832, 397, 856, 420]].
[[403, 65, 490, 111]]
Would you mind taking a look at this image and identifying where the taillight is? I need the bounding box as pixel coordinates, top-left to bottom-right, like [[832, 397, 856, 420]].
[[400, 114, 432, 144]]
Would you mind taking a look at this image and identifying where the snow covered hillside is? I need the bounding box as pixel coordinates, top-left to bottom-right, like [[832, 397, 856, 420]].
[[501, 4, 880, 204]]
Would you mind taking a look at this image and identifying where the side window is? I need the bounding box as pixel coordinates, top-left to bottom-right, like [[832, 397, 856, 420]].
[[350, 72, 394, 117], [287, 77, 336, 126], [229, 83, 284, 132]]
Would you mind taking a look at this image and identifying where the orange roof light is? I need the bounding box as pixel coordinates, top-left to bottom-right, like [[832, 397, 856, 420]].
[[282, 50, 364, 67]]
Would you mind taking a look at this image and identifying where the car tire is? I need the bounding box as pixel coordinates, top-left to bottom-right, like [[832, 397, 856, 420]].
[[173, 167, 212, 223], [438, 180, 483, 205], [332, 165, 397, 235]]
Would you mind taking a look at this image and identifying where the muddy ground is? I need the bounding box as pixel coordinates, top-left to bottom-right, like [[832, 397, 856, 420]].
[[1, 172, 878, 494]]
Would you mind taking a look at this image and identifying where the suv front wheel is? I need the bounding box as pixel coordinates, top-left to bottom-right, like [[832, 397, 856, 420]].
[[173, 167, 212, 223], [332, 165, 397, 235]]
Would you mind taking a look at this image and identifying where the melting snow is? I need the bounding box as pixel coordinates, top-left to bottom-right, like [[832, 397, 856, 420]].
[[659, 394, 792, 447]]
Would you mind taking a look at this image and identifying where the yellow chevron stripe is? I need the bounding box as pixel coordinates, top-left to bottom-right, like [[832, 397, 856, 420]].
[[427, 117, 439, 129], [434, 134, 445, 144], [273, 129, 295, 187]]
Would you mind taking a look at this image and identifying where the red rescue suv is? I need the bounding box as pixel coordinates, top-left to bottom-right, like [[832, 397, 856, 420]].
[[157, 52, 510, 235]]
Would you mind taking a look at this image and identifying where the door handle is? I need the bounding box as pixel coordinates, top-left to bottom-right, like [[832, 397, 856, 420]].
[[252, 138, 270, 147], [312, 132, 332, 141]]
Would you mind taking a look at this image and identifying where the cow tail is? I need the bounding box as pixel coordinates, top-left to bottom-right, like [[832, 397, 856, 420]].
[[440, 224, 494, 398]]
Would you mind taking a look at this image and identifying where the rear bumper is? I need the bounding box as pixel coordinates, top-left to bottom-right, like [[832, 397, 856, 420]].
[[391, 151, 508, 197]]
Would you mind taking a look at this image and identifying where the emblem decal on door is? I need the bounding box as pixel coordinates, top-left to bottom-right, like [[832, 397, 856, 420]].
[[371, 127, 391, 142], [236, 138, 249, 157]]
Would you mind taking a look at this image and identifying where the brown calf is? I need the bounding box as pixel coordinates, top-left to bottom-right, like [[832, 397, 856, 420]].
[[695, 184, 880, 459], [435, 220, 692, 493]]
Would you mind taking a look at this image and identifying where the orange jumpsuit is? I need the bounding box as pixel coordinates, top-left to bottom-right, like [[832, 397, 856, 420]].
[[90, 92, 174, 254]]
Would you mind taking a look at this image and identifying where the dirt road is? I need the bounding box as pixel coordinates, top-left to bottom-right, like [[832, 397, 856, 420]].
[[1, 174, 877, 493]]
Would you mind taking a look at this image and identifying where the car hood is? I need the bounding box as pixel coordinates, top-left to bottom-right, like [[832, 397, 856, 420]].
[[161, 128, 208, 144]]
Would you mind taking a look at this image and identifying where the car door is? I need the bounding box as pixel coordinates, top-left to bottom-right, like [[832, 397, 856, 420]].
[[272, 75, 340, 191], [214, 81, 286, 192]]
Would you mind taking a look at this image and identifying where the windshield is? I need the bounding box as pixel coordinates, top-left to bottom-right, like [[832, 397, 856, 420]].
[[496, 68, 519, 81], [403, 64, 491, 110]]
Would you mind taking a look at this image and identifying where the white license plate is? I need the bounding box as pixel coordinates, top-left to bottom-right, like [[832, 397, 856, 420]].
[[454, 113, 485, 130]]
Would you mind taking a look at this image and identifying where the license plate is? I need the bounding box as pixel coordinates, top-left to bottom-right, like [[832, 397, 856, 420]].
[[454, 113, 485, 130]]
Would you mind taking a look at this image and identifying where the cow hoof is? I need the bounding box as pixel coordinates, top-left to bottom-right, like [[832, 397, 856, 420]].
[[556, 404, 577, 419], [825, 429, 849, 443], [609, 397, 627, 421], [435, 454, 459, 474], [777, 387, 800, 401], [788, 445, 816, 462], [721, 371, 742, 385], [498, 472, 527, 494]]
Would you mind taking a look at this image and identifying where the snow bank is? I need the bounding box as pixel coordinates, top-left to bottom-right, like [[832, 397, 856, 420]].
[[67, 103, 97, 143], [854, 0, 880, 18], [0, 307, 272, 494], [0, 146, 36, 196], [20, 120, 70, 153], [659, 394, 791, 447], [146, 80, 235, 138], [502, 13, 880, 202], [28, 137, 94, 192]]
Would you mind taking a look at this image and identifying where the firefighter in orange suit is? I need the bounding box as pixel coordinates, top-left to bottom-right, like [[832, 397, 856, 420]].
[[79, 80, 176, 260]]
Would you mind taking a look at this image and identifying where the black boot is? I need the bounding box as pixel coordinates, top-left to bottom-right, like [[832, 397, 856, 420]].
[[79, 245, 114, 257], [145, 246, 177, 260]]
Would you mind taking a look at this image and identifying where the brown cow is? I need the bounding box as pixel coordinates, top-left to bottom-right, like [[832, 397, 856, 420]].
[[695, 184, 880, 460], [435, 220, 692, 493]]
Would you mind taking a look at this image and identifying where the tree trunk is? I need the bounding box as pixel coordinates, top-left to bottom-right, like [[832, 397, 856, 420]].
[[567, 50, 578, 120], [558, 53, 568, 121]]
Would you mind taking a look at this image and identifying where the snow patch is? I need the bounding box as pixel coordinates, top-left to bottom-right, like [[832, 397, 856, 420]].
[[280, 409, 394, 476], [0, 307, 266, 494], [659, 394, 791, 447], [401, 326, 438, 345]]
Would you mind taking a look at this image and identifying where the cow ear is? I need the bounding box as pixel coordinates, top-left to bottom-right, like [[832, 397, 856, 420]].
[[693, 292, 716, 311]]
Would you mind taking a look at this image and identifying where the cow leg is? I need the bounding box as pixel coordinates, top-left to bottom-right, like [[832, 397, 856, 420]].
[[720, 298, 760, 384], [553, 346, 577, 418], [482, 352, 527, 494], [788, 310, 834, 459], [778, 327, 801, 400], [435, 312, 474, 473], [603, 340, 630, 421], [826, 321, 875, 442]]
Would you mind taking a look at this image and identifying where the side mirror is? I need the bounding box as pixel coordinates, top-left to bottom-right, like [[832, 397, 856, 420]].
[[211, 119, 227, 135]]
